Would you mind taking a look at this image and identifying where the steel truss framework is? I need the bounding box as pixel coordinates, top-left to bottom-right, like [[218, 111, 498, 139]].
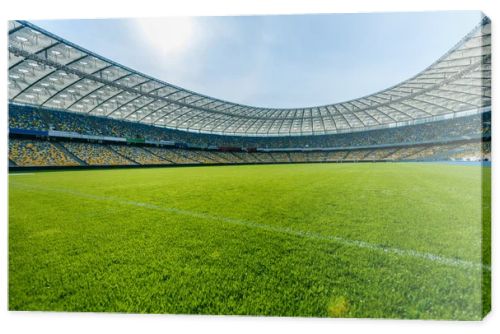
[[8, 17, 491, 137]]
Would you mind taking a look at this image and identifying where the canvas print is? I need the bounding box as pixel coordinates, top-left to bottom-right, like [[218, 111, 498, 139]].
[[8, 12, 491, 319]]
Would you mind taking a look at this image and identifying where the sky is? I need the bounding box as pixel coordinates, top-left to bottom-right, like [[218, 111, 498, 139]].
[[33, 11, 482, 109]]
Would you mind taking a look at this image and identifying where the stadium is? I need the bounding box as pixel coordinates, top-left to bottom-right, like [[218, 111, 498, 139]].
[[8, 16, 491, 319]]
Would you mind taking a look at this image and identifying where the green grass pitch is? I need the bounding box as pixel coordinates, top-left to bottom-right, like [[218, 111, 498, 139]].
[[9, 163, 490, 319]]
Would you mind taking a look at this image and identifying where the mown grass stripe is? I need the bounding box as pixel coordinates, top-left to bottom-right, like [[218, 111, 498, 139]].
[[11, 181, 490, 272]]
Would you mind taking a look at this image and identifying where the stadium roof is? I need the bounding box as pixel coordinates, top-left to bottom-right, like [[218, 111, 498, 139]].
[[8, 17, 491, 137]]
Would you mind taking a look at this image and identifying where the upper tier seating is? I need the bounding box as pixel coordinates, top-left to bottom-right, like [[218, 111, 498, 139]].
[[9, 104, 490, 149]]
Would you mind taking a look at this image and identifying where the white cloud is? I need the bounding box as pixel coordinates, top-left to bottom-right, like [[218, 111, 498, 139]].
[[126, 17, 274, 105], [131, 17, 200, 61]]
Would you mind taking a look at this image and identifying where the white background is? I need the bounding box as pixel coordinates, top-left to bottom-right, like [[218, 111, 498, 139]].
[[0, 0, 498, 333]]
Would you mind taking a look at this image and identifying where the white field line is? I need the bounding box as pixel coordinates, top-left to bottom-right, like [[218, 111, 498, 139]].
[[10, 173, 35, 176], [10, 181, 490, 272]]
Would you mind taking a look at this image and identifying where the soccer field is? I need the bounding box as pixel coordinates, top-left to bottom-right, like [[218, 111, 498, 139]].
[[8, 163, 490, 319]]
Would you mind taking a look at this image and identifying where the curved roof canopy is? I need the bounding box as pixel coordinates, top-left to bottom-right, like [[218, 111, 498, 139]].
[[8, 18, 491, 137]]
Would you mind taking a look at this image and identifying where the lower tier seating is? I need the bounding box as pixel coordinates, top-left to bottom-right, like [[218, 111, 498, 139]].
[[9, 138, 491, 167], [9, 139, 79, 167], [62, 142, 136, 166]]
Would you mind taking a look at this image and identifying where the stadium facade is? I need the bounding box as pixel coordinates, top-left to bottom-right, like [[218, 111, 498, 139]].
[[8, 17, 491, 169]]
